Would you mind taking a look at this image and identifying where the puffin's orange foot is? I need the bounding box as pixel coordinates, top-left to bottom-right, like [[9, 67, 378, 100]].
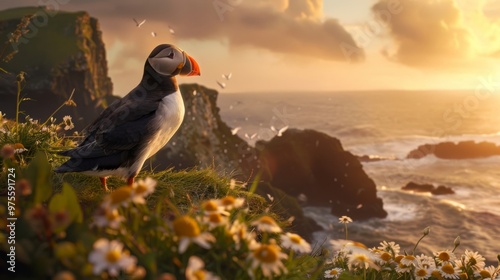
[[100, 177, 110, 192], [127, 176, 135, 186]]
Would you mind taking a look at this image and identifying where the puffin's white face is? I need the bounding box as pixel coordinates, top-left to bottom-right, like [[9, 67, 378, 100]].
[[147, 45, 200, 77], [148, 46, 186, 76]]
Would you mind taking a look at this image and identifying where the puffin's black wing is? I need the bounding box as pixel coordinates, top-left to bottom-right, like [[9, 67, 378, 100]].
[[55, 110, 158, 173], [61, 111, 157, 158], [95, 110, 157, 150], [60, 86, 164, 158], [80, 97, 125, 145]]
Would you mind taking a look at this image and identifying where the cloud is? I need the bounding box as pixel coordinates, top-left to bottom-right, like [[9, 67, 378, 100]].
[[42, 0, 364, 63], [284, 0, 323, 20], [372, 0, 500, 68], [372, 0, 478, 68]]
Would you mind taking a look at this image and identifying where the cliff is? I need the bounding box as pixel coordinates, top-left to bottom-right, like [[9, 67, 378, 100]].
[[0, 6, 115, 130], [150, 84, 259, 178]]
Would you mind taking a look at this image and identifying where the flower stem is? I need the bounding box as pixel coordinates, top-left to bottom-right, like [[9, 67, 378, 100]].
[[412, 227, 430, 255], [42, 88, 75, 127], [15, 77, 21, 135], [412, 235, 425, 255], [345, 223, 348, 240]]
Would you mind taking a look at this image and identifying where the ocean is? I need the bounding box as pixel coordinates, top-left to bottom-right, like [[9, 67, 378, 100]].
[[217, 90, 500, 264]]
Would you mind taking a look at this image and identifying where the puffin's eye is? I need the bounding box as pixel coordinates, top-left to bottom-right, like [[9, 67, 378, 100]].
[[166, 51, 174, 59]]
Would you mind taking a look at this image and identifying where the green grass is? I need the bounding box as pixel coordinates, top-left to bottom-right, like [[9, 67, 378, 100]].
[[0, 7, 88, 75], [50, 167, 269, 219], [0, 150, 324, 279], [0, 7, 50, 21]]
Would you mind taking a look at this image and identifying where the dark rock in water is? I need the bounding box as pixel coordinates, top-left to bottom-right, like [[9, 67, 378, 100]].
[[0, 7, 116, 131], [150, 84, 258, 180], [402, 182, 455, 195], [255, 182, 322, 241], [356, 154, 390, 162], [256, 129, 387, 220], [433, 185, 454, 195], [407, 141, 500, 159]]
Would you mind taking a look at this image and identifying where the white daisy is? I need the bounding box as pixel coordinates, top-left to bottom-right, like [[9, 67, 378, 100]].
[[376, 251, 393, 265], [185, 256, 220, 280], [63, 115, 74, 130], [130, 177, 157, 204], [438, 262, 461, 279], [434, 250, 456, 264], [101, 187, 133, 209], [348, 251, 379, 270], [413, 254, 435, 280], [173, 215, 215, 254], [396, 262, 413, 273], [378, 241, 401, 256], [251, 216, 282, 233], [394, 255, 412, 273], [201, 199, 228, 216], [14, 148, 27, 154], [416, 254, 436, 270], [474, 265, 498, 280], [280, 232, 311, 254], [93, 207, 124, 229], [13, 143, 27, 154], [401, 255, 417, 266], [338, 216, 353, 224], [414, 265, 433, 280], [218, 195, 244, 210], [203, 212, 228, 229], [324, 268, 343, 279], [463, 250, 486, 270], [88, 239, 137, 277], [248, 242, 288, 278], [229, 220, 255, 250]]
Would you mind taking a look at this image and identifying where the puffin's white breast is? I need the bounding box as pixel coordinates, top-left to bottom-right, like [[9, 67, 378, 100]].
[[146, 90, 185, 158]]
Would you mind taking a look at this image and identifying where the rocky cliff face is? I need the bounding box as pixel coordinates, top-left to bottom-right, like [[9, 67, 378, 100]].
[[0, 7, 115, 130], [256, 129, 388, 220], [151, 84, 258, 179]]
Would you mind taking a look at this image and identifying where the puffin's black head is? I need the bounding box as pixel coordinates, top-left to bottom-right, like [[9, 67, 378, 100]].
[[147, 44, 201, 77]]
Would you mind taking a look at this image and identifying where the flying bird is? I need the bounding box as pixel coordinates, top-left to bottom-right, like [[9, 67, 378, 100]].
[[244, 133, 257, 140], [216, 81, 226, 89], [271, 125, 289, 137], [133, 18, 146, 27], [56, 44, 201, 191], [169, 26, 175, 35], [231, 127, 241, 135], [222, 72, 232, 80]]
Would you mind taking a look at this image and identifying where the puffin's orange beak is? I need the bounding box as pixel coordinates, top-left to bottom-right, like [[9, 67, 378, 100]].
[[185, 54, 201, 76]]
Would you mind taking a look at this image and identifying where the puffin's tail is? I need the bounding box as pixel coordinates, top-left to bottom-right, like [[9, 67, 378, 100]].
[[55, 158, 89, 173], [55, 147, 84, 173], [55, 147, 132, 174]]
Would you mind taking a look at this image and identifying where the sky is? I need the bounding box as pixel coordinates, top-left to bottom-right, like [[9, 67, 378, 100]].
[[1, 0, 500, 95]]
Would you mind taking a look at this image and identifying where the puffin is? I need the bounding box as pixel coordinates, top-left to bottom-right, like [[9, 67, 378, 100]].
[[55, 44, 200, 191]]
